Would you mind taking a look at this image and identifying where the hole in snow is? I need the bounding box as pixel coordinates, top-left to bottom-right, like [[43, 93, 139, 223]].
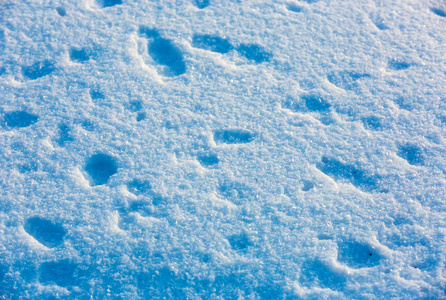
[[56, 123, 74, 146], [81, 119, 95, 131], [89, 86, 104, 100], [282, 97, 303, 112], [20, 265, 37, 282], [300, 259, 346, 290], [317, 233, 333, 240], [139, 27, 160, 39], [136, 112, 146, 122], [362, 116, 382, 131], [194, 0, 210, 9], [431, 7, 446, 17], [127, 179, 152, 195], [218, 181, 252, 204], [142, 29, 186, 76], [337, 240, 383, 268], [214, 129, 255, 144], [388, 59, 411, 71], [24, 217, 66, 248], [197, 153, 219, 167], [397, 144, 424, 166], [302, 181, 315, 191], [56, 7, 66, 16], [69, 47, 92, 63], [317, 156, 378, 192], [369, 14, 389, 30], [98, 0, 122, 8], [128, 100, 143, 112], [0, 265, 7, 282], [393, 96, 413, 111], [129, 200, 155, 217], [327, 71, 371, 90], [137, 267, 188, 299], [4, 111, 39, 128], [85, 153, 118, 186], [302, 94, 331, 112], [18, 161, 38, 173], [227, 233, 253, 251], [22, 60, 55, 80], [236, 44, 272, 63], [192, 34, 233, 54], [39, 260, 77, 287], [287, 3, 303, 12]]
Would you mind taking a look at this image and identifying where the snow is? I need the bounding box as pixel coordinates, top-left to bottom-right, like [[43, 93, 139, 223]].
[[0, 0, 445, 298]]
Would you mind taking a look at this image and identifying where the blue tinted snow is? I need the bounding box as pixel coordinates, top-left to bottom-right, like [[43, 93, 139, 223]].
[[1, 0, 445, 299]]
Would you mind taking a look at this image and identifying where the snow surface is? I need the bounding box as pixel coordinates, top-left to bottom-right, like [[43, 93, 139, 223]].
[[0, 0, 445, 298]]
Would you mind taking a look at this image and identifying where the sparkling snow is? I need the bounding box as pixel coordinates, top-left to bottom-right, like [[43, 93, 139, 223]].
[[0, 0, 445, 298]]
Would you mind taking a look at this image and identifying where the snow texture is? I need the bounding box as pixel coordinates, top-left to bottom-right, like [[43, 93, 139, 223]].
[[0, 0, 446, 298]]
